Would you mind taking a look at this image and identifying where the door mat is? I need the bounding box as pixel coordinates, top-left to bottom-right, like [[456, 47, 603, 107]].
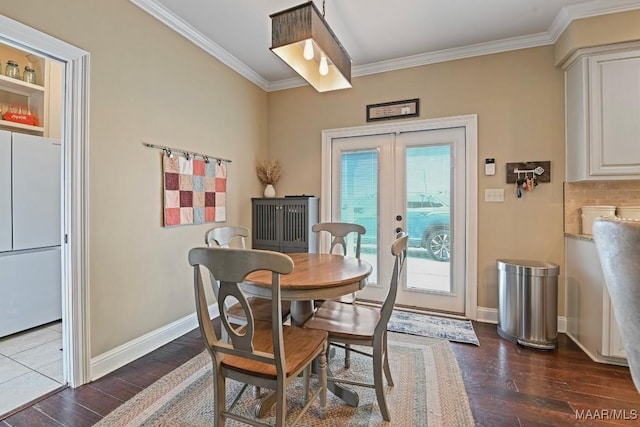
[[388, 310, 480, 346]]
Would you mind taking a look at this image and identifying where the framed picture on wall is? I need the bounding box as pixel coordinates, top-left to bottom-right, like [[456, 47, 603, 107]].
[[366, 98, 419, 122]]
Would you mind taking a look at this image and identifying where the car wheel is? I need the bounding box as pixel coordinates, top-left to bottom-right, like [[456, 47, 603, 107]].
[[424, 227, 450, 262]]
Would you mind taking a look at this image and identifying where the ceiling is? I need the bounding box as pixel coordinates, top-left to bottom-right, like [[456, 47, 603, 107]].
[[131, 0, 640, 91]]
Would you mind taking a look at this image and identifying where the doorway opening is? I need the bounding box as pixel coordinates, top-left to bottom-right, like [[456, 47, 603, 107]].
[[0, 13, 90, 417]]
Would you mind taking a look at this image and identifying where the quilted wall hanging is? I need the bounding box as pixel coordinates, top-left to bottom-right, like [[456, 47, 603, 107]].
[[162, 153, 227, 227]]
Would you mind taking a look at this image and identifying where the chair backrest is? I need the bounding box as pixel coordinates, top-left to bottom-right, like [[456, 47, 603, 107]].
[[203, 226, 250, 303], [377, 232, 409, 334], [593, 217, 640, 392], [205, 226, 249, 248], [312, 222, 366, 259], [189, 247, 294, 374]]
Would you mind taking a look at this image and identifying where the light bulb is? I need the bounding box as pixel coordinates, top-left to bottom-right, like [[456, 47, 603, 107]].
[[303, 39, 314, 60], [319, 55, 329, 76]]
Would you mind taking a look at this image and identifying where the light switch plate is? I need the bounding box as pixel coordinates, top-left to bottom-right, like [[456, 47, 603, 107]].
[[485, 189, 504, 202]]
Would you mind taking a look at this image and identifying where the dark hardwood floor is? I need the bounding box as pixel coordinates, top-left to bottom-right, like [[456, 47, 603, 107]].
[[2, 320, 639, 426]]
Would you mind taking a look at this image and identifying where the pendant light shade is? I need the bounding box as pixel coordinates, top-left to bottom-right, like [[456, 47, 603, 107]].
[[270, 1, 352, 92]]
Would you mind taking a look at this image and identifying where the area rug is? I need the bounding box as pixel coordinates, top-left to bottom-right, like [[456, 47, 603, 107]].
[[95, 332, 474, 426], [388, 310, 480, 346]]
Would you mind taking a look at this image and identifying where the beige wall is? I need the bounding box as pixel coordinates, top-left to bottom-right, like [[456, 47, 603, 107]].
[[0, 0, 268, 356], [268, 46, 566, 312], [555, 9, 640, 66], [3, 2, 636, 361]]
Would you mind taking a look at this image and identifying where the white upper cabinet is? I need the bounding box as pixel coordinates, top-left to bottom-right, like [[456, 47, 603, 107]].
[[564, 44, 640, 181]]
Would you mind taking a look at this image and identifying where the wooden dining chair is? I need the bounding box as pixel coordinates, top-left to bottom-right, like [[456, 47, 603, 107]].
[[205, 226, 291, 325], [312, 222, 366, 367], [592, 217, 640, 393], [312, 222, 366, 261], [205, 225, 250, 249], [189, 247, 328, 426], [303, 232, 408, 422]]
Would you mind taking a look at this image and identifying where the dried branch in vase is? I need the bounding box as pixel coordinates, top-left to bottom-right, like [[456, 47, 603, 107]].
[[256, 160, 282, 185]]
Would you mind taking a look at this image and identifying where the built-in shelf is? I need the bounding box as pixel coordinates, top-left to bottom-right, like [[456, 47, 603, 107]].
[[0, 119, 44, 133], [0, 74, 44, 96], [0, 45, 47, 136]]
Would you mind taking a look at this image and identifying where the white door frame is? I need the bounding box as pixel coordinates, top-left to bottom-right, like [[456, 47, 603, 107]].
[[0, 15, 91, 386], [321, 115, 478, 319]]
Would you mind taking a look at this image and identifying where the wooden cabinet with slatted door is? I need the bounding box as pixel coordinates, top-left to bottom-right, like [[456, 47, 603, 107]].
[[251, 197, 319, 253]]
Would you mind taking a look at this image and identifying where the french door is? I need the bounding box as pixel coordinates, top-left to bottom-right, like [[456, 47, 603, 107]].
[[328, 126, 468, 314]]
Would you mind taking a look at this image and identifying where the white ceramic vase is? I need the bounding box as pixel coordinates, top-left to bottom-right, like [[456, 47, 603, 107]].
[[264, 184, 276, 197]]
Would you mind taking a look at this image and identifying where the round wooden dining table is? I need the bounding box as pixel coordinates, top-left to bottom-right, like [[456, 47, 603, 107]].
[[243, 252, 373, 326], [242, 252, 373, 412]]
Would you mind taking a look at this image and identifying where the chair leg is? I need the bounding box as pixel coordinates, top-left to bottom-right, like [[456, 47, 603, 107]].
[[373, 342, 391, 421], [303, 366, 311, 401], [275, 382, 286, 427], [344, 344, 351, 368], [213, 370, 226, 427], [382, 332, 394, 386], [319, 346, 328, 419]]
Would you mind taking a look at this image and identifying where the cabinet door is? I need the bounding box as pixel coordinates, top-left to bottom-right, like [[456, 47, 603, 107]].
[[589, 50, 640, 177], [0, 130, 11, 252], [252, 199, 281, 251], [281, 199, 310, 252], [565, 58, 589, 182], [12, 133, 61, 250], [0, 247, 62, 338], [603, 288, 628, 358]]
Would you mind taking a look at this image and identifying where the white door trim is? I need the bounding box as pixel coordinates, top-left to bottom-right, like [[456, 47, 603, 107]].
[[321, 115, 478, 319], [0, 15, 91, 386]]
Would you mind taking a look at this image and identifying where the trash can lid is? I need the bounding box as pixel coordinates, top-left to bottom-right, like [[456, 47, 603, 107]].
[[496, 259, 560, 276]]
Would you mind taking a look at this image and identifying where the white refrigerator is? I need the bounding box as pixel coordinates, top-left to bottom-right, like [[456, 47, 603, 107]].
[[0, 130, 62, 338]]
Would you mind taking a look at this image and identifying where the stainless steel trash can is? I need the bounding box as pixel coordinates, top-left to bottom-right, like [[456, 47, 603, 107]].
[[497, 259, 560, 349]]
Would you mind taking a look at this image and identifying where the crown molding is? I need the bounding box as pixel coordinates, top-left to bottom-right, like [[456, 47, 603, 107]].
[[266, 32, 553, 91], [353, 33, 553, 78], [133, 0, 640, 93], [548, 0, 640, 42], [267, 76, 308, 92], [129, 0, 269, 91]]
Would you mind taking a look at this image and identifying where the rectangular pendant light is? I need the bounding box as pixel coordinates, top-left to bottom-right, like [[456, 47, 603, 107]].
[[270, 1, 352, 92]]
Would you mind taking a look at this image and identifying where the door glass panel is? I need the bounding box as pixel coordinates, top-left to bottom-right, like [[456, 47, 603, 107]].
[[340, 150, 378, 284], [405, 144, 451, 292]]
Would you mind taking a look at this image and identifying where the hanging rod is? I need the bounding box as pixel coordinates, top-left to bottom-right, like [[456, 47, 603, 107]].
[[142, 142, 232, 163]]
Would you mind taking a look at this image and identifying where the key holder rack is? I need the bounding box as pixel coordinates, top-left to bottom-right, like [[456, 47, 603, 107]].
[[505, 161, 551, 184], [514, 166, 544, 178]]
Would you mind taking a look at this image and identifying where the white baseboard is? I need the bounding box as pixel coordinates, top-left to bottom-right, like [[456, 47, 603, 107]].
[[90, 305, 219, 381], [475, 307, 498, 324], [90, 304, 568, 380], [565, 331, 628, 367], [475, 306, 567, 333]]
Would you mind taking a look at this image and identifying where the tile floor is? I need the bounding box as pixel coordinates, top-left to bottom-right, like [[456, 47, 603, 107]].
[[0, 321, 64, 417]]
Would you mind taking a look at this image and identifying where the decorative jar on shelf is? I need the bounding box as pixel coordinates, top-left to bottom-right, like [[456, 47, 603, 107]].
[[264, 184, 276, 198], [5, 60, 19, 79], [22, 66, 36, 84]]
